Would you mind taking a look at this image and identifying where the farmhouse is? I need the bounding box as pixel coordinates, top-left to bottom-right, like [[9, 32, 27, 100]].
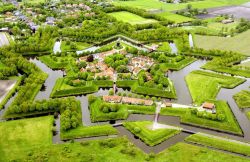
[[202, 102, 215, 110]]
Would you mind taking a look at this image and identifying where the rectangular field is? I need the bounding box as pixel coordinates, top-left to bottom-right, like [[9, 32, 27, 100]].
[[0, 116, 53, 159], [194, 30, 250, 56], [113, 0, 250, 12], [108, 11, 158, 25]]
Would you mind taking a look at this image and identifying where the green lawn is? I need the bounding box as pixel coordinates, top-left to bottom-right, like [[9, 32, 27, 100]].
[[159, 57, 196, 71], [206, 21, 239, 31], [61, 124, 118, 140], [194, 30, 250, 56], [234, 90, 250, 109], [157, 12, 194, 23], [108, 11, 158, 25], [61, 41, 90, 52], [160, 100, 242, 135], [113, 0, 249, 12], [0, 116, 53, 160], [186, 133, 250, 156], [154, 142, 250, 162], [155, 42, 171, 52], [185, 70, 245, 104], [39, 55, 75, 70], [3, 136, 250, 162], [123, 121, 181, 146]]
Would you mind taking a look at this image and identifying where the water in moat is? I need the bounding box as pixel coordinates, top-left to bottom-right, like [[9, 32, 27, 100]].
[[25, 59, 250, 148], [1, 57, 250, 153]]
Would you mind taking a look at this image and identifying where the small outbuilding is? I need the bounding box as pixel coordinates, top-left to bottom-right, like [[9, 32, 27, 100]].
[[202, 102, 215, 109]]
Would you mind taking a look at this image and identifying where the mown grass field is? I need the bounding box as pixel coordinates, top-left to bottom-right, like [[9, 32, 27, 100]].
[[194, 30, 250, 56], [185, 70, 245, 104], [154, 142, 250, 162], [61, 41, 90, 52], [234, 90, 250, 109], [156, 12, 193, 23], [186, 133, 250, 156], [160, 100, 242, 135], [108, 11, 158, 25], [3, 136, 250, 162], [0, 116, 53, 160], [123, 121, 181, 146], [113, 0, 250, 11]]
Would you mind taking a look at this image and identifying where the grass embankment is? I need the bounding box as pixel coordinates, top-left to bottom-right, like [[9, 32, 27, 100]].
[[159, 57, 196, 71], [39, 55, 75, 70], [61, 41, 90, 52], [90, 97, 155, 122], [185, 70, 245, 104], [154, 142, 250, 162], [160, 100, 242, 135], [234, 90, 250, 109], [61, 100, 118, 140], [51, 78, 113, 97], [194, 30, 250, 56], [2, 136, 250, 161], [185, 133, 250, 156], [0, 116, 53, 160], [157, 12, 193, 23], [116, 80, 177, 98], [61, 124, 118, 140], [123, 121, 181, 146], [108, 11, 158, 25]]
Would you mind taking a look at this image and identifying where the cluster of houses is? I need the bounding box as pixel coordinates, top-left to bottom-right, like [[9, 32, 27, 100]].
[[127, 56, 154, 75], [60, 3, 91, 11], [162, 101, 216, 114], [13, 10, 39, 31], [79, 54, 115, 80], [78, 48, 155, 80], [103, 95, 154, 106]]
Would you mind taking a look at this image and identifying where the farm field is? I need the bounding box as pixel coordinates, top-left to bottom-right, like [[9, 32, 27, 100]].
[[186, 133, 250, 156], [112, 0, 250, 12], [2, 0, 250, 161], [194, 30, 250, 56], [108, 11, 158, 25], [0, 116, 53, 160], [156, 12, 193, 23]]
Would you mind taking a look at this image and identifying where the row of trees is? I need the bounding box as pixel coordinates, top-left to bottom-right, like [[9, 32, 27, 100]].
[[13, 26, 59, 53]]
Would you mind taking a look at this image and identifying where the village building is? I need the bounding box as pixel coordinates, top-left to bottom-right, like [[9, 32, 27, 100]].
[[121, 97, 153, 106], [103, 95, 122, 103], [202, 102, 216, 113]]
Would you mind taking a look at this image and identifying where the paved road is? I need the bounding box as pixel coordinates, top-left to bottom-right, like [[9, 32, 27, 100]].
[[0, 33, 10, 47]]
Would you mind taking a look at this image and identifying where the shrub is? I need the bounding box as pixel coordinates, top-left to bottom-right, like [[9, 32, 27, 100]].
[[109, 89, 114, 95], [134, 127, 141, 133]]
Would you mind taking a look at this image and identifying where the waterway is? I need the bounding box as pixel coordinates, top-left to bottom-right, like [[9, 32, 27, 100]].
[[23, 59, 250, 152], [1, 55, 250, 153]]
